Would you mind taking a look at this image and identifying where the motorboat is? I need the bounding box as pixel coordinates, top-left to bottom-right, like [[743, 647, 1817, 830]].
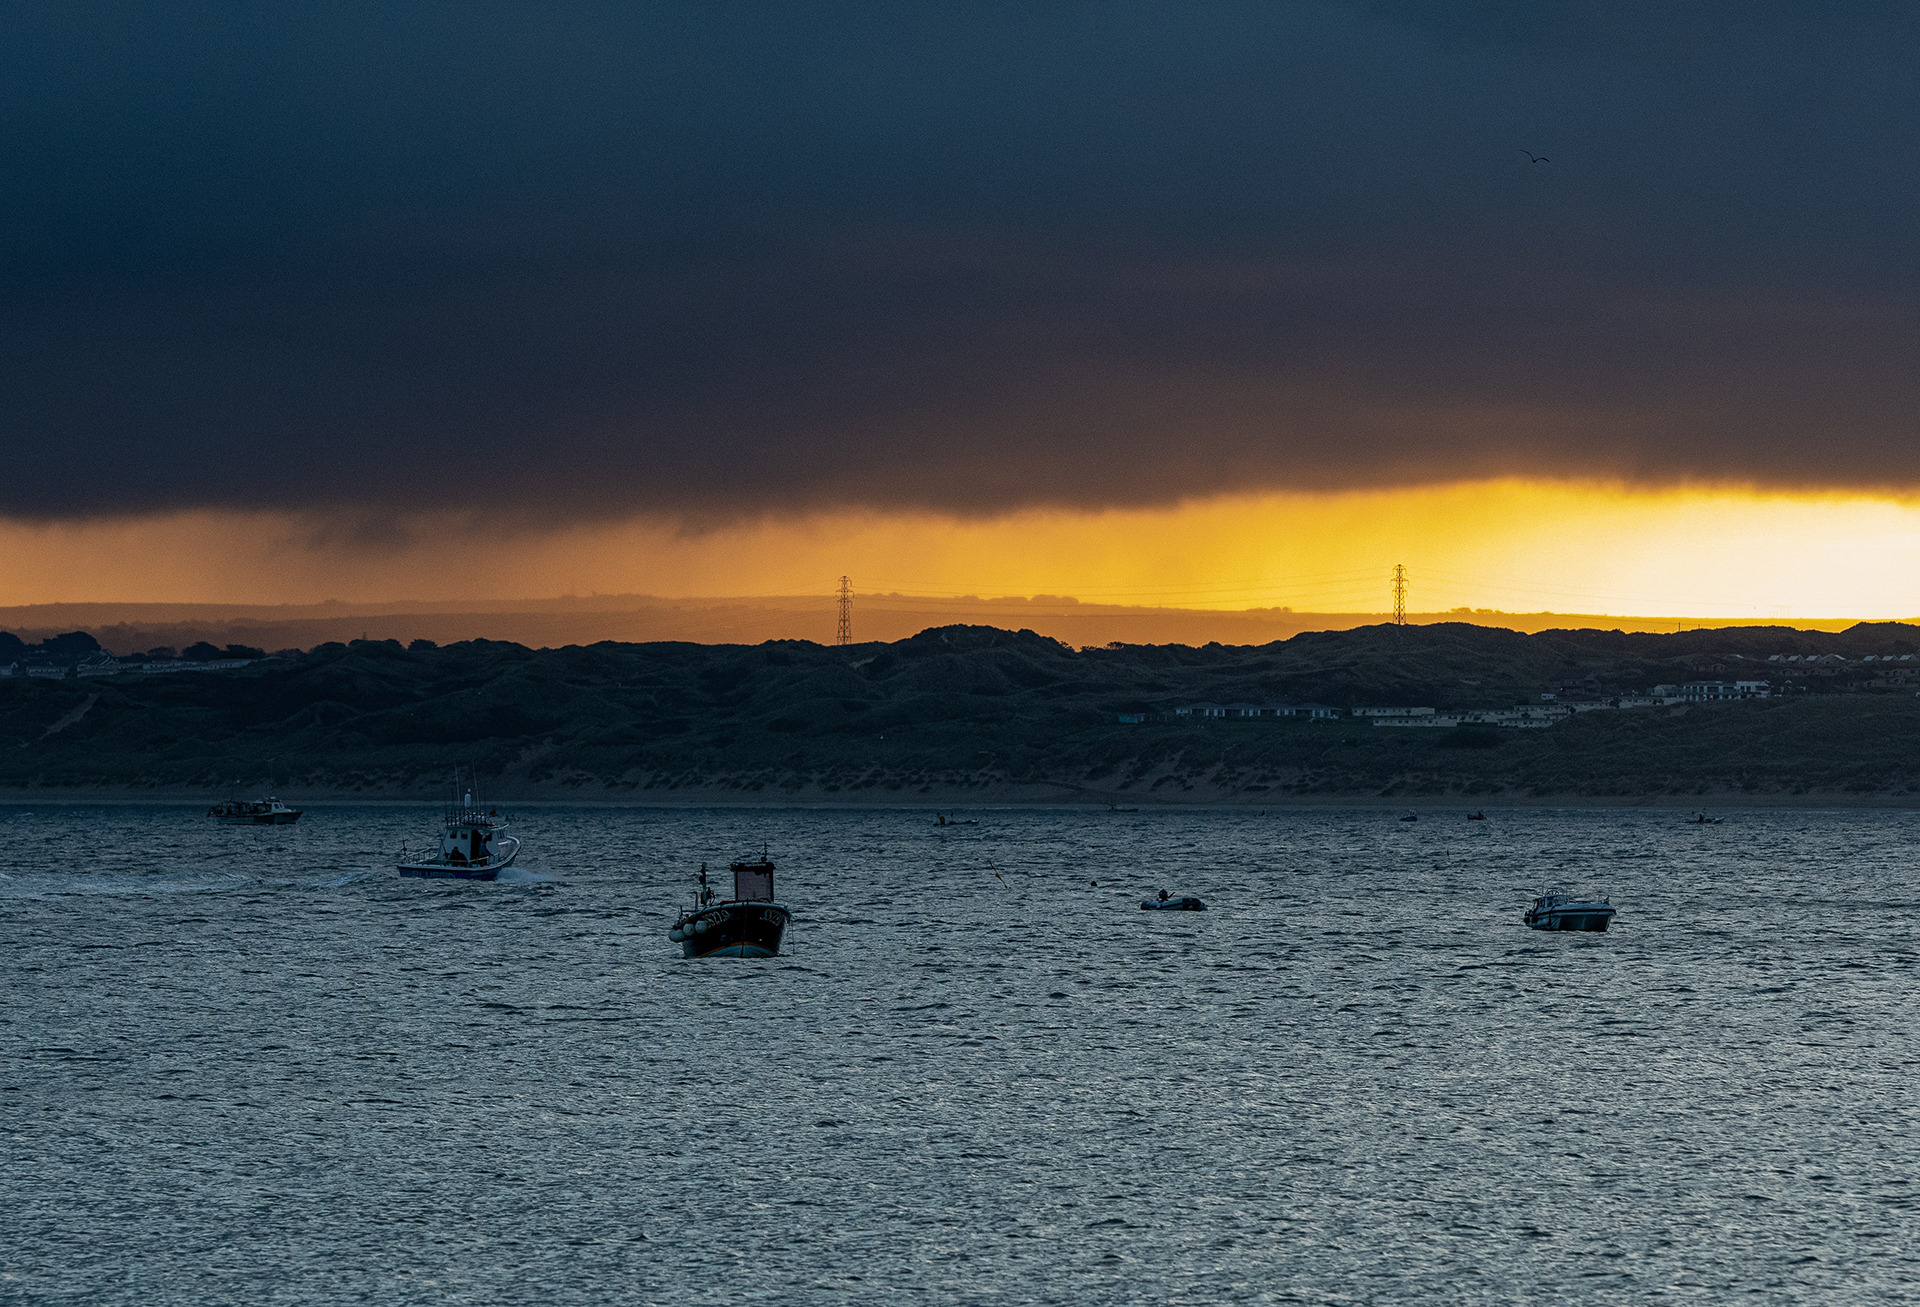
[[1523, 891, 1615, 932], [1467, 810, 1488, 821], [935, 813, 978, 826], [670, 852, 791, 958], [208, 795, 302, 825], [397, 787, 520, 881], [1140, 888, 1206, 911]]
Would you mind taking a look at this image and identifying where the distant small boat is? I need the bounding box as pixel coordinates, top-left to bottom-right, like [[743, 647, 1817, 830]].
[[1467, 810, 1487, 821], [1108, 803, 1139, 813], [208, 795, 302, 825], [1523, 891, 1615, 932], [397, 785, 519, 881], [670, 853, 791, 958], [935, 812, 978, 826], [1399, 812, 1419, 822], [1690, 812, 1722, 825], [1141, 889, 1206, 911]]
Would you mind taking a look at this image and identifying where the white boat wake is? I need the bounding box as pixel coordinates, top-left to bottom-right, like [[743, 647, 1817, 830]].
[[496, 865, 561, 884]]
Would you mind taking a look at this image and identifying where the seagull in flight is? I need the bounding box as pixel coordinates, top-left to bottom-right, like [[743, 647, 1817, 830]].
[[1522, 150, 1550, 163]]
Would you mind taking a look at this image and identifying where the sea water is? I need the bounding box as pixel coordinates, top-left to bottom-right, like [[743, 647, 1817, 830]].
[[3, 805, 1917, 1304]]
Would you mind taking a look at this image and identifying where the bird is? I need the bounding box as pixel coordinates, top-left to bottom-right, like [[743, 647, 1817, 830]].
[[1522, 150, 1550, 163]]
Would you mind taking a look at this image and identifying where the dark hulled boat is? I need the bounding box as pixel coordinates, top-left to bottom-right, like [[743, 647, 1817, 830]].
[[670, 855, 790, 958]]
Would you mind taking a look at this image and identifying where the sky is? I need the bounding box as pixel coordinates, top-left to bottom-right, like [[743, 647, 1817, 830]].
[[6, 3, 1920, 616]]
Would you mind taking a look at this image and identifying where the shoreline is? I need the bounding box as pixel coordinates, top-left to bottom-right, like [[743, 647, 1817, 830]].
[[3, 784, 1918, 810]]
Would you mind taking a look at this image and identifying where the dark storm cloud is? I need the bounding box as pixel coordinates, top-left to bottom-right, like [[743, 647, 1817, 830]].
[[5, 1, 1920, 523]]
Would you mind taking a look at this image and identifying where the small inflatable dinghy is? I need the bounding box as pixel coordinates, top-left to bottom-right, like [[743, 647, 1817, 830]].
[[1140, 893, 1206, 911]]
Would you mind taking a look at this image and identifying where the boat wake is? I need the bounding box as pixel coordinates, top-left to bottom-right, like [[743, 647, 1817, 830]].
[[303, 868, 379, 889], [496, 865, 561, 884], [0, 871, 254, 897], [0, 867, 383, 897]]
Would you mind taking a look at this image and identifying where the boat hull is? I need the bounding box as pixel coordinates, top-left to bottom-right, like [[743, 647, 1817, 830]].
[[398, 836, 520, 882], [1141, 897, 1207, 911], [675, 902, 790, 958], [215, 811, 301, 825], [398, 865, 502, 881], [1525, 905, 1614, 932]]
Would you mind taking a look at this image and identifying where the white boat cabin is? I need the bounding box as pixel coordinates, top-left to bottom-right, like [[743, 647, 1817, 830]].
[[438, 815, 508, 867]]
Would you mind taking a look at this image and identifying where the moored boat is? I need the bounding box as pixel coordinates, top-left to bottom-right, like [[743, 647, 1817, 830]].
[[1140, 888, 1206, 911], [1523, 891, 1615, 932], [397, 787, 520, 881], [208, 795, 303, 825], [670, 854, 791, 958]]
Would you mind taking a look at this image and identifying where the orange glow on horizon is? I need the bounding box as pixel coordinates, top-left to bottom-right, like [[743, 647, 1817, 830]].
[[5, 480, 1920, 621]]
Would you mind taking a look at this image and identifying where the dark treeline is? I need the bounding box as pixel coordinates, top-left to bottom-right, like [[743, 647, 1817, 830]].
[[0, 630, 266, 664]]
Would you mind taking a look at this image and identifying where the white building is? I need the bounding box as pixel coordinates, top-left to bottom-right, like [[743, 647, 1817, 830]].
[[1653, 680, 1770, 702], [75, 652, 122, 677]]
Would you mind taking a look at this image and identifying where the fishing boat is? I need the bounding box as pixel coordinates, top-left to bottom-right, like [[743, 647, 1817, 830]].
[[1140, 888, 1207, 911], [207, 795, 303, 825], [396, 786, 520, 881], [1523, 891, 1615, 932], [669, 853, 791, 958]]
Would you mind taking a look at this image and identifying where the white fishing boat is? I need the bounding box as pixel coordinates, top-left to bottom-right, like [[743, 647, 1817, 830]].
[[208, 795, 302, 825], [397, 785, 520, 882], [1523, 891, 1615, 932]]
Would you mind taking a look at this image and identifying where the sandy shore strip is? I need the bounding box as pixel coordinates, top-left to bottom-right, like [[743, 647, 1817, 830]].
[[3, 781, 1918, 809]]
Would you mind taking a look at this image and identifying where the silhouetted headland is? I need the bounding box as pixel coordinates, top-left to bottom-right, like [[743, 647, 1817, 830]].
[[5, 622, 1920, 805]]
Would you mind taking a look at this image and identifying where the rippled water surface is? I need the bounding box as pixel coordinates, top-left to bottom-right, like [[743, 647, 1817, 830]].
[[4, 804, 1919, 1304]]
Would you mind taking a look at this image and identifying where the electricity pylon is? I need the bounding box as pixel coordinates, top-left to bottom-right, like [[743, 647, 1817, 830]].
[[836, 576, 853, 645], [1392, 564, 1407, 626]]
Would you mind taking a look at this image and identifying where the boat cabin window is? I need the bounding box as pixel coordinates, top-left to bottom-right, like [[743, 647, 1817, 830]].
[[734, 865, 773, 901]]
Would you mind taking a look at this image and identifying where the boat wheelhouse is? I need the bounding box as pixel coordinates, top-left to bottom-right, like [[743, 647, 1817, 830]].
[[397, 788, 520, 881], [670, 853, 791, 958]]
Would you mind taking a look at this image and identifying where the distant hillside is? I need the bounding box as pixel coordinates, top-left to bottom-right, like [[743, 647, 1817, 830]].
[[6, 622, 1920, 803], [0, 593, 1880, 655]]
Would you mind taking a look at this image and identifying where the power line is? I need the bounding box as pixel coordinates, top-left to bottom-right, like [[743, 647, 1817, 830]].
[[835, 576, 852, 646], [853, 566, 1387, 601]]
